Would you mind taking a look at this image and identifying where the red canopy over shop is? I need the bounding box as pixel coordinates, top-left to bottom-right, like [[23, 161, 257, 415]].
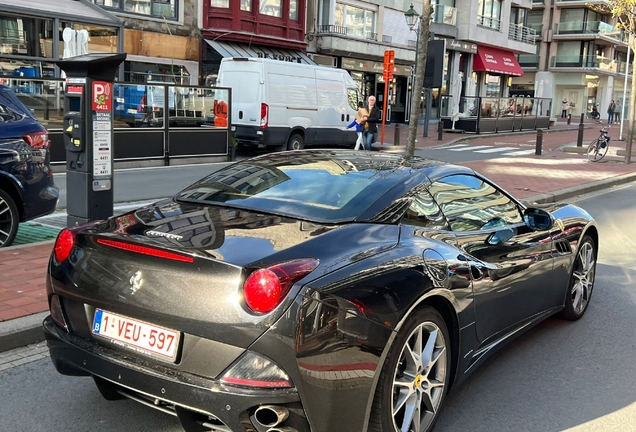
[[473, 46, 524, 77]]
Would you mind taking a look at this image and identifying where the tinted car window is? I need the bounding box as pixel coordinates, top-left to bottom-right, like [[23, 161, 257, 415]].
[[177, 153, 408, 222], [402, 191, 450, 230], [429, 174, 522, 232]]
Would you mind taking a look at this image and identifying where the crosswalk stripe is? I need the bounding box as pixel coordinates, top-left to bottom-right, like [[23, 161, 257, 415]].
[[501, 150, 536, 156], [442, 144, 470, 149], [449, 145, 492, 152], [474, 147, 518, 153]]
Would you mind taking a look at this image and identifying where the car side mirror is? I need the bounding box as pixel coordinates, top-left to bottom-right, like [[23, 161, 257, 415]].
[[486, 228, 515, 245], [524, 208, 553, 231]]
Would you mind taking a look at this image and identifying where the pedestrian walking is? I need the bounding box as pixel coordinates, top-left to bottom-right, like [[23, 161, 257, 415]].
[[561, 99, 569, 118], [348, 111, 368, 150], [362, 96, 382, 151], [607, 100, 615, 124], [614, 100, 622, 124]]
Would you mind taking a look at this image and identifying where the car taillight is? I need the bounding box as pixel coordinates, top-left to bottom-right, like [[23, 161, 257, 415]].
[[220, 351, 292, 389], [54, 229, 75, 262], [260, 103, 268, 129], [242, 259, 319, 314], [22, 130, 50, 149]]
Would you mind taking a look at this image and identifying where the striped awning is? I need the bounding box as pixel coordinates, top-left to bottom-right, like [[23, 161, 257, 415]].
[[206, 40, 315, 65]]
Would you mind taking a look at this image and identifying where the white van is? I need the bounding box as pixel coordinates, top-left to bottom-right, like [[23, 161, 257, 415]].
[[217, 58, 359, 151]]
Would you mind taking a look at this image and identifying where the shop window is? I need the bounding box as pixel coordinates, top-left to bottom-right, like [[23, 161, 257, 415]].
[[260, 0, 282, 18], [90, 0, 177, 19], [334, 2, 376, 39], [59, 23, 119, 58], [241, 0, 252, 12], [0, 15, 54, 58], [211, 0, 229, 7]]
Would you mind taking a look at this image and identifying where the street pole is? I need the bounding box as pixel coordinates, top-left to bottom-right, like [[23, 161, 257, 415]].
[[626, 34, 636, 164], [406, 0, 433, 158], [620, 33, 631, 141]]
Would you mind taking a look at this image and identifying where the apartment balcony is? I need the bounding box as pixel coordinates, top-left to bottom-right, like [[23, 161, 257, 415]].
[[555, 0, 609, 7], [550, 55, 619, 74], [477, 15, 501, 31], [518, 54, 540, 68], [553, 21, 628, 45], [509, 23, 538, 44], [317, 25, 379, 42], [527, 23, 543, 39]]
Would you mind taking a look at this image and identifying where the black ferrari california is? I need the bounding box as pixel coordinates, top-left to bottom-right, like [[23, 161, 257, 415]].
[[44, 150, 597, 432]]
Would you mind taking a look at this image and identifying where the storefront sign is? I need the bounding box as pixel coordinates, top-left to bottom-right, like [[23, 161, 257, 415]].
[[447, 40, 478, 54], [342, 58, 413, 76], [256, 51, 303, 63]]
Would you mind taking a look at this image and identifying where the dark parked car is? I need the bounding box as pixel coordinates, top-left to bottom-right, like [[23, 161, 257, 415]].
[[44, 151, 597, 432], [0, 84, 58, 247]]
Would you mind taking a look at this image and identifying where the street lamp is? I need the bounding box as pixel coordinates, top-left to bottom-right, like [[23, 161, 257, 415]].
[[405, 4, 419, 30], [405, 1, 432, 157]]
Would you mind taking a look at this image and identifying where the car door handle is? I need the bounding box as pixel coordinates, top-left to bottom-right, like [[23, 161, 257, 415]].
[[341, 114, 345, 121], [347, 114, 350, 122]]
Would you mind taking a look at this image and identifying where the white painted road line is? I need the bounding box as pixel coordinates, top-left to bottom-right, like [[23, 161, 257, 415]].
[[442, 144, 470, 149], [501, 150, 536, 156], [474, 147, 518, 153], [449, 145, 493, 152]]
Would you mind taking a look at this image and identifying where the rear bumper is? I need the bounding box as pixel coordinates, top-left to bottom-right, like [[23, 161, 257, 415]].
[[234, 125, 288, 147], [43, 316, 307, 432]]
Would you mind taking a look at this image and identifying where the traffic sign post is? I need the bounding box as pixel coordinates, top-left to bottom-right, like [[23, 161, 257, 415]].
[[380, 50, 394, 146]]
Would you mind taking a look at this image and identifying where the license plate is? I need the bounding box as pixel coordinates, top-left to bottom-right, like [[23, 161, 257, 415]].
[[92, 309, 179, 361]]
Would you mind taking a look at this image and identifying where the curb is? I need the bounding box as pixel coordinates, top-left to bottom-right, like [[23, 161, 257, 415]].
[[2, 170, 636, 353], [0, 312, 48, 354]]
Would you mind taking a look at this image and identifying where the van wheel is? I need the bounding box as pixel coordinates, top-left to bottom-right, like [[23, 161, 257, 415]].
[[0, 189, 19, 248], [287, 134, 304, 151]]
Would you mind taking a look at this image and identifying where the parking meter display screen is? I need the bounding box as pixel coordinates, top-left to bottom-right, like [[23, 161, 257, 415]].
[[69, 97, 80, 112]]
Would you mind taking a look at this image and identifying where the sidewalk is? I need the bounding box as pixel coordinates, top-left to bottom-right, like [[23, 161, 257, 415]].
[[2, 124, 636, 351]]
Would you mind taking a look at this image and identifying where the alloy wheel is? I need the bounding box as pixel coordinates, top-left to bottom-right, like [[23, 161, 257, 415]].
[[0, 194, 16, 247], [392, 321, 447, 432], [571, 241, 595, 314]]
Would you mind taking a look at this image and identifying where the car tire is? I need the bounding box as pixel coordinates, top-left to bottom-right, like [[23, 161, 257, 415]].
[[0, 189, 19, 248], [369, 306, 451, 432], [287, 133, 304, 151], [558, 235, 597, 321]]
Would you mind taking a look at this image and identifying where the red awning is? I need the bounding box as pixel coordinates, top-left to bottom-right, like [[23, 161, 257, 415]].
[[473, 46, 524, 77]]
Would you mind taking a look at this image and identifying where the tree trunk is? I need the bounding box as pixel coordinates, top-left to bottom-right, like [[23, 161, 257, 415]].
[[406, 1, 433, 158]]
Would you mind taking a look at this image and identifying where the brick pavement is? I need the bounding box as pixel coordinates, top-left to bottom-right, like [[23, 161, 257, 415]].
[[1, 123, 635, 325]]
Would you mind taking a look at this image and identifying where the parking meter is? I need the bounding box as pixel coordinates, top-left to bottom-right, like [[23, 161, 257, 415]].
[[55, 53, 126, 227]]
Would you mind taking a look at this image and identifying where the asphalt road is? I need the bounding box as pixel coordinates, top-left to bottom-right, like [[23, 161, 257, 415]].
[[3, 183, 636, 432]]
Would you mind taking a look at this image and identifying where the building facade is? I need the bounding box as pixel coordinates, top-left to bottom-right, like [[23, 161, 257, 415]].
[[201, 0, 312, 86], [89, 0, 201, 84], [305, 0, 538, 122], [517, 0, 632, 119]]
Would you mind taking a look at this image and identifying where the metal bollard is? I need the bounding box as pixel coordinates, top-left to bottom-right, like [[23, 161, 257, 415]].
[[535, 129, 543, 155], [394, 123, 400, 146], [438, 120, 444, 140], [576, 114, 585, 147], [567, 114, 571, 125]]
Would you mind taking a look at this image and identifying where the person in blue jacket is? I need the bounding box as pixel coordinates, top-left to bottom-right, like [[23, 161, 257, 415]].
[[347, 110, 369, 150]]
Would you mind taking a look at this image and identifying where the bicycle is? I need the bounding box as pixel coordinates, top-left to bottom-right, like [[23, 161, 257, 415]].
[[586, 121, 610, 162]]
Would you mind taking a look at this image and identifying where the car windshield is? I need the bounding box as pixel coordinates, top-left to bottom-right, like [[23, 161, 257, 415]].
[[177, 151, 412, 222]]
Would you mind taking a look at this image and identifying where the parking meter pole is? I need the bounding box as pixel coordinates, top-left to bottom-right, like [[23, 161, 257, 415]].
[[535, 129, 543, 155], [577, 113, 585, 147], [55, 53, 126, 228], [438, 120, 443, 140]]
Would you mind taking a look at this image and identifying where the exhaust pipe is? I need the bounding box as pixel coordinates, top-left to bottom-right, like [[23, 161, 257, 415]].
[[254, 405, 289, 428], [267, 428, 298, 432]]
